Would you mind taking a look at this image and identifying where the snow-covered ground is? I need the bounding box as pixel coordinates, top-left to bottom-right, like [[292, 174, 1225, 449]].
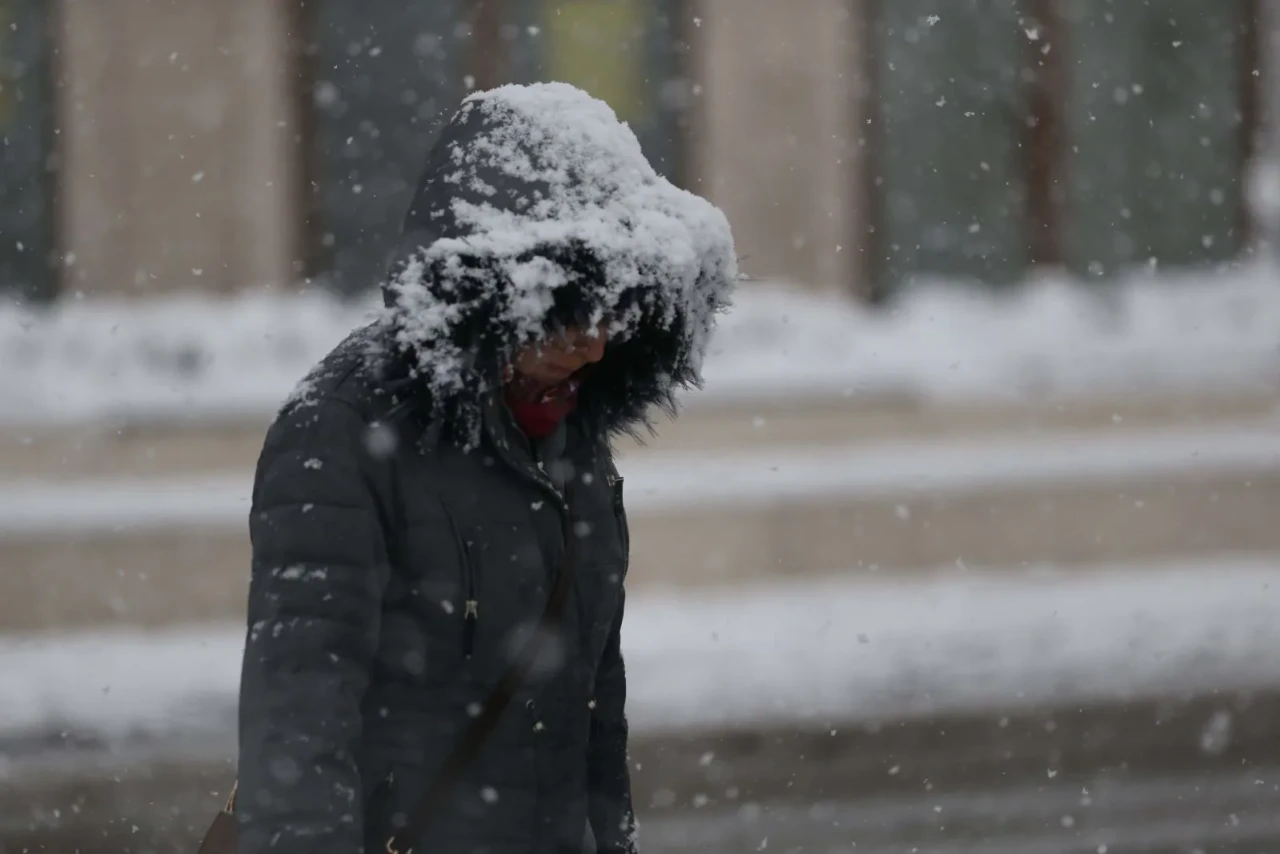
[[1, 557, 1277, 749], [2, 424, 1276, 536], [2, 264, 1276, 426]]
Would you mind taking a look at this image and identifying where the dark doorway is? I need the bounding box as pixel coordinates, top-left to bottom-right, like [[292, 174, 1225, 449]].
[[300, 0, 467, 296], [0, 0, 56, 302], [860, 0, 1260, 297], [299, 0, 691, 298]]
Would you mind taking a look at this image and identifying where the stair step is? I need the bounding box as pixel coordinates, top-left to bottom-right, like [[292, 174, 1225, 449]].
[[4, 693, 1278, 854], [1, 426, 1276, 633], [1, 389, 1273, 481]]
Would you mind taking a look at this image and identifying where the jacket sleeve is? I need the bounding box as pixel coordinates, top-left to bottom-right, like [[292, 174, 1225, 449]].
[[236, 400, 391, 854], [587, 586, 638, 853]]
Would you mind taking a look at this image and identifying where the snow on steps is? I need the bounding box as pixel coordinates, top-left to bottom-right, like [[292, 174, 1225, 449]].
[[2, 265, 1277, 481], [0, 386, 1275, 482], [3, 559, 1277, 750], [0, 426, 1277, 633], [4, 424, 1278, 536]]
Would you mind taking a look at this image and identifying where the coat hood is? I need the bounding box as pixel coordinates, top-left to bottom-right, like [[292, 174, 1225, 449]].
[[378, 82, 738, 444]]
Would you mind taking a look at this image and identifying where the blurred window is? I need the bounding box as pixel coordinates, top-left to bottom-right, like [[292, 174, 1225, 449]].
[[301, 0, 465, 295], [0, 0, 55, 302], [865, 0, 1257, 295], [301, 0, 689, 297], [1065, 0, 1249, 277]]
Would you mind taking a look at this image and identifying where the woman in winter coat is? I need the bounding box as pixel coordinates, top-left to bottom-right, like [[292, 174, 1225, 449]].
[[235, 83, 737, 854]]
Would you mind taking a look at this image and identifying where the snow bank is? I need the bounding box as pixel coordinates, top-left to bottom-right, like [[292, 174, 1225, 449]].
[[0, 289, 370, 426], [704, 262, 1279, 402], [1, 558, 1277, 750], [627, 557, 1280, 733], [1, 264, 1277, 427], [3, 424, 1275, 536]]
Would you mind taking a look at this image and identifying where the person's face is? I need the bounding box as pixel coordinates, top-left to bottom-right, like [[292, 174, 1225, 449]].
[[511, 321, 609, 387]]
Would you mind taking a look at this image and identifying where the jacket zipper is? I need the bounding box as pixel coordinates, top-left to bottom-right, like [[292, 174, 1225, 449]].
[[483, 406, 571, 600], [608, 470, 629, 558], [528, 453, 569, 532], [509, 453, 571, 606], [442, 504, 480, 660], [462, 537, 479, 660]]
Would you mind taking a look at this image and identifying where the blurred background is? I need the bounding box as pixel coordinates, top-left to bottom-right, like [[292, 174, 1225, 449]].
[[2, 1, 1280, 852]]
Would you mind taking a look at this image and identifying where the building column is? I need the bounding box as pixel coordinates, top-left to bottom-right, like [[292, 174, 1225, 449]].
[[689, 0, 863, 296], [1249, 0, 1280, 252], [57, 0, 298, 296]]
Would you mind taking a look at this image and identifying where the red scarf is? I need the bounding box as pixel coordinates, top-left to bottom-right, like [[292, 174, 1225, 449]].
[[504, 378, 580, 439]]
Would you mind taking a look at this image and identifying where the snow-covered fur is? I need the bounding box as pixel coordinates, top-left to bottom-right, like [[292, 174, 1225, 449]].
[[379, 82, 738, 443]]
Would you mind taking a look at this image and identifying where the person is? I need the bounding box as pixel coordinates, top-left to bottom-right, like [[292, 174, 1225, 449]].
[[235, 82, 737, 854]]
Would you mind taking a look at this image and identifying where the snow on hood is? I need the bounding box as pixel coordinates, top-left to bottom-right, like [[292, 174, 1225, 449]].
[[379, 82, 739, 441]]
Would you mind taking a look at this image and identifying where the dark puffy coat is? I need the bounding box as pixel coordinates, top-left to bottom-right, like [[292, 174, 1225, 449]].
[[236, 83, 736, 854]]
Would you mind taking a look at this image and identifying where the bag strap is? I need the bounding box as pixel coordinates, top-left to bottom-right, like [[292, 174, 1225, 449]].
[[384, 485, 581, 854]]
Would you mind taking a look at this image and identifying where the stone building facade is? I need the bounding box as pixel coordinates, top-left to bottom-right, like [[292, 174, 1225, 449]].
[[0, 0, 1271, 302]]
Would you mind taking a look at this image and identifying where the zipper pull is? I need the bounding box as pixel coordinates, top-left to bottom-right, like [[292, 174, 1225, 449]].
[[463, 599, 478, 659]]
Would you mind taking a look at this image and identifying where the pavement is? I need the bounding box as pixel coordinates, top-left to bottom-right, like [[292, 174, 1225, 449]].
[[3, 691, 1278, 853], [641, 770, 1280, 854]]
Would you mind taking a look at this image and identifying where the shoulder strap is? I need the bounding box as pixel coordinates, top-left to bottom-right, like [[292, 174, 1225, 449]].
[[384, 485, 581, 854]]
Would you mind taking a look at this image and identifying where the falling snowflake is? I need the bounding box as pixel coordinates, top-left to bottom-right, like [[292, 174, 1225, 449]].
[[1200, 709, 1233, 756], [363, 422, 399, 459]]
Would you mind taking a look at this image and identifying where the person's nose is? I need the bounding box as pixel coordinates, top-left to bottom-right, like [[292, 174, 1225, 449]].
[[579, 329, 606, 364]]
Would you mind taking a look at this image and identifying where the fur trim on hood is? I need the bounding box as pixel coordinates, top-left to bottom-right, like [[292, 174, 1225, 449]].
[[379, 82, 738, 444]]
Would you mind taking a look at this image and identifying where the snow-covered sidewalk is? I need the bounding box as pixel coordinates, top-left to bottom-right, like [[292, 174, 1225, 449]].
[[2, 424, 1277, 536], [1, 557, 1277, 749], [2, 266, 1277, 427]]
